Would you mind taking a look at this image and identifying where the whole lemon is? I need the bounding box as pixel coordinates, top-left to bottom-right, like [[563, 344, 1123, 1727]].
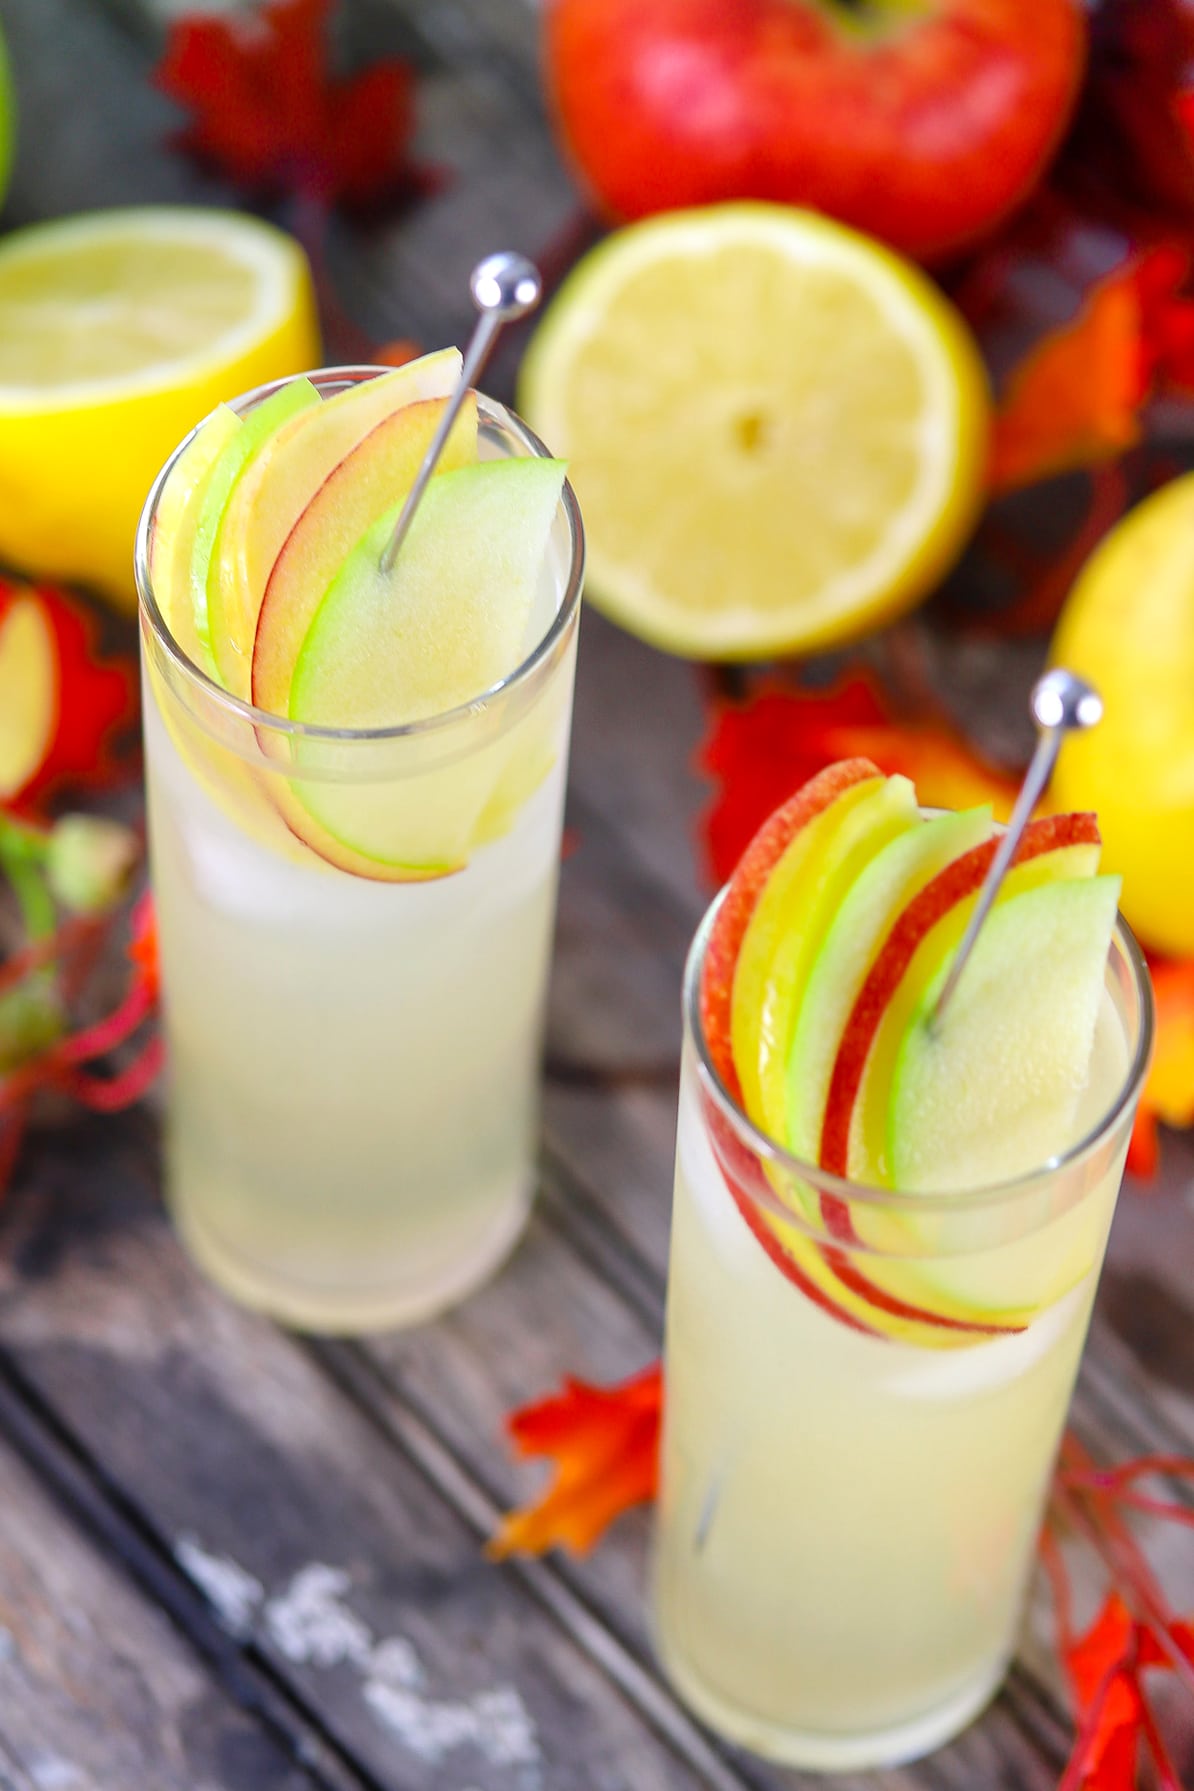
[[1051, 473, 1194, 957]]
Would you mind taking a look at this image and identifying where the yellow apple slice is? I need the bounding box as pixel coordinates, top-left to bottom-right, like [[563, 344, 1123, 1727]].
[[731, 773, 918, 1130], [211, 349, 463, 699], [189, 377, 321, 672], [149, 403, 242, 673], [785, 805, 994, 1160]]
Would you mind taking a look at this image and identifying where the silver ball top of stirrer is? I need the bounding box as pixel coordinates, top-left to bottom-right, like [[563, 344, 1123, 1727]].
[[1030, 667, 1103, 735], [470, 251, 542, 320], [378, 251, 544, 576], [931, 668, 1103, 1030]]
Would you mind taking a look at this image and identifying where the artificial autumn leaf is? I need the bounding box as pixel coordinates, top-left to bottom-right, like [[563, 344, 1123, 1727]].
[[156, 0, 424, 211], [988, 267, 1149, 494], [698, 675, 1020, 887], [1126, 957, 1194, 1178], [989, 244, 1194, 494], [488, 1362, 662, 1559], [0, 579, 137, 817]]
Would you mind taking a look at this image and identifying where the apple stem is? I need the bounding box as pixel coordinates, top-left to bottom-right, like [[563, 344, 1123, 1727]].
[[930, 669, 1102, 1031], [378, 251, 543, 576]]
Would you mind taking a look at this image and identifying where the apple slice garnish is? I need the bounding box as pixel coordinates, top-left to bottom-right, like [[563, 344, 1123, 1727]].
[[252, 393, 478, 723], [888, 875, 1121, 1192], [189, 377, 321, 675], [699, 757, 882, 1104], [805, 812, 1102, 1335], [698, 760, 966, 1345], [210, 349, 464, 699], [732, 774, 920, 1140], [698, 776, 1111, 1347], [149, 402, 242, 674], [822, 811, 1102, 1181], [785, 805, 994, 1160], [275, 457, 567, 876]]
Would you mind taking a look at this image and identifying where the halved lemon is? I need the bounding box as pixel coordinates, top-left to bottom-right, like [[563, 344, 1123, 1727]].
[[0, 207, 320, 609], [520, 204, 988, 660]]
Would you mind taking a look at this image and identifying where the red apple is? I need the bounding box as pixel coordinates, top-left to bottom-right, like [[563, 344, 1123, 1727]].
[[545, 0, 1087, 262]]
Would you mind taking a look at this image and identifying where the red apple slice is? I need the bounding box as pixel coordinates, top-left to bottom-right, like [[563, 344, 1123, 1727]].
[[252, 393, 477, 722], [699, 758, 880, 1103], [699, 759, 988, 1345], [212, 350, 463, 699], [820, 811, 1102, 1178], [807, 811, 1102, 1336]]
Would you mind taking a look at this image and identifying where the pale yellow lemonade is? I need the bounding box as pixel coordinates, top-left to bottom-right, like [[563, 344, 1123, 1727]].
[[652, 829, 1150, 1771], [138, 369, 582, 1332]]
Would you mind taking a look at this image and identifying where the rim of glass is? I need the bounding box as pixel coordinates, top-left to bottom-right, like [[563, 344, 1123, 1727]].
[[134, 365, 585, 743], [685, 884, 1155, 1216]]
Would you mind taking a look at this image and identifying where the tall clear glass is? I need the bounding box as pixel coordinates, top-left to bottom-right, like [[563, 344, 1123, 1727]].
[[652, 893, 1152, 1770], [136, 369, 583, 1334]]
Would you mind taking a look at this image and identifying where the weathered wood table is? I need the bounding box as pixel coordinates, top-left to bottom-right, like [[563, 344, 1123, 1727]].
[[0, 2, 1191, 1787]]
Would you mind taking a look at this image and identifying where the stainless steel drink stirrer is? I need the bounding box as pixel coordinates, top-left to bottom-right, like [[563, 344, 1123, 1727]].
[[930, 667, 1103, 1031], [378, 251, 543, 577]]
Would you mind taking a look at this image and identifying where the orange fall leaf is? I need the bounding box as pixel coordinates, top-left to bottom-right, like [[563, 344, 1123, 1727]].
[[989, 270, 1148, 495], [989, 243, 1194, 495], [488, 1363, 662, 1559]]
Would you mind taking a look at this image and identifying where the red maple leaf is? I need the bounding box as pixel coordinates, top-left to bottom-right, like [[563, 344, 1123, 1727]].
[[697, 674, 1020, 888], [156, 0, 427, 211], [0, 580, 137, 818]]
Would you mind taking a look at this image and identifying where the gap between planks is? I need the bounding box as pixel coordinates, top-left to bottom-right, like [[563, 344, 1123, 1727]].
[[306, 1337, 764, 1791], [0, 1345, 388, 1791]]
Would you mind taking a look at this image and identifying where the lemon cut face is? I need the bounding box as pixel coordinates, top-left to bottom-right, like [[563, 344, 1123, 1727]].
[[521, 204, 988, 660], [0, 207, 319, 607]]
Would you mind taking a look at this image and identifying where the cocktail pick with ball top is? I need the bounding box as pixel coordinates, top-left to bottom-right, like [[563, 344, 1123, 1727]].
[[378, 251, 543, 577], [930, 669, 1103, 1032]]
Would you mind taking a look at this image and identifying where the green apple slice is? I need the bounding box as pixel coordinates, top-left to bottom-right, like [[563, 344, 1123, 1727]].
[[888, 875, 1121, 1192], [731, 773, 919, 1133], [189, 376, 321, 675], [252, 394, 478, 721], [149, 402, 241, 671], [785, 805, 993, 1161], [210, 349, 464, 699], [844, 828, 1102, 1186], [283, 456, 566, 870]]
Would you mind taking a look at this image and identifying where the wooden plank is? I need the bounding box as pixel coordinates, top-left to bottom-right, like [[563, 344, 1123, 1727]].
[[347, 1179, 1078, 1791], [1, 0, 233, 222], [0, 1403, 334, 1791], [0, 1111, 747, 1791]]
